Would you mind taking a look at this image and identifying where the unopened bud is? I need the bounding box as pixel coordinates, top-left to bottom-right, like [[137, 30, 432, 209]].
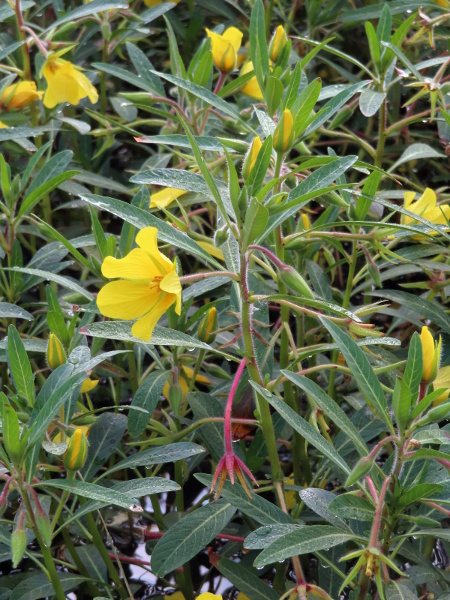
[[269, 25, 288, 63], [168, 382, 183, 413], [64, 428, 88, 472], [420, 326, 441, 384], [214, 226, 229, 247], [278, 265, 314, 299], [46, 333, 67, 370], [198, 307, 217, 344], [273, 108, 294, 153], [345, 456, 373, 487], [34, 497, 51, 547], [242, 136, 263, 179], [11, 513, 27, 568], [416, 401, 450, 429]]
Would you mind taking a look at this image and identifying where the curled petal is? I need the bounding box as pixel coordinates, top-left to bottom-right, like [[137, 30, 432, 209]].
[[101, 248, 161, 281], [131, 292, 176, 341], [136, 227, 174, 274]]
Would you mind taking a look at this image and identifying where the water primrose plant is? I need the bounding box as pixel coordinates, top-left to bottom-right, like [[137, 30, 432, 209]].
[[0, 0, 450, 599]]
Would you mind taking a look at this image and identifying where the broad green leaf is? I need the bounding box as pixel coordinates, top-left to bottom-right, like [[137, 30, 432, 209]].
[[249, 0, 270, 94], [376, 4, 392, 44], [0, 42, 23, 61], [365, 21, 381, 73], [359, 89, 385, 117], [354, 170, 381, 220], [19, 170, 79, 218], [37, 480, 143, 511], [369, 290, 450, 335], [129, 370, 168, 437], [293, 78, 322, 134], [243, 198, 269, 248], [397, 484, 444, 509], [195, 474, 293, 525], [93, 62, 162, 94], [299, 488, 348, 528], [126, 42, 165, 96], [81, 413, 127, 481], [381, 41, 423, 80], [45, 0, 128, 29], [6, 325, 35, 405], [385, 581, 419, 600], [254, 525, 356, 567], [329, 494, 375, 521], [245, 524, 304, 550], [131, 168, 227, 199], [102, 442, 205, 478], [248, 382, 351, 474], [79, 193, 223, 269], [134, 134, 232, 152], [392, 378, 411, 432], [216, 555, 279, 600], [151, 500, 236, 576], [9, 573, 87, 600], [81, 320, 212, 350], [282, 371, 368, 456], [322, 319, 392, 430], [265, 76, 284, 117], [6, 268, 93, 300], [389, 143, 445, 172], [25, 150, 73, 195], [0, 126, 58, 142]]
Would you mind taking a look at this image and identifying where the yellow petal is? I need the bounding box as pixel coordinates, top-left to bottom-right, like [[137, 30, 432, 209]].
[[404, 191, 415, 209], [131, 292, 176, 341], [80, 378, 99, 393], [433, 365, 450, 405], [160, 268, 181, 295], [197, 241, 225, 261], [182, 366, 211, 385], [136, 227, 174, 274], [1, 81, 43, 109], [206, 28, 238, 72], [150, 187, 187, 209], [240, 62, 263, 100], [222, 27, 243, 53], [0, 121, 7, 128], [197, 594, 223, 600], [420, 326, 435, 381], [101, 248, 161, 281], [43, 59, 98, 108], [97, 280, 158, 319]]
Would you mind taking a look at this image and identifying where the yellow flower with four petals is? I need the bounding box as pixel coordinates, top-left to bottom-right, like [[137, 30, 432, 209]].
[[97, 227, 181, 341]]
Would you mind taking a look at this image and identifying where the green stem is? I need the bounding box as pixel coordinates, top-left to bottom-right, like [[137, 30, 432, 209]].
[[187, 349, 206, 394], [375, 98, 387, 169], [61, 525, 102, 598]]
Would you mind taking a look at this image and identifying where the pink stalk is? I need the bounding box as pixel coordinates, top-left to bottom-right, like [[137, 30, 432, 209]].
[[224, 357, 248, 454], [365, 476, 379, 504]]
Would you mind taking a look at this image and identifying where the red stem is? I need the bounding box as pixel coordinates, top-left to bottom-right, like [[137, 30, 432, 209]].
[[369, 476, 391, 547], [224, 358, 248, 454]]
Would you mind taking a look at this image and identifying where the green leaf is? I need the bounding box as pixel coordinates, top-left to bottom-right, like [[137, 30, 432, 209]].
[[6, 267, 93, 300], [0, 126, 59, 142], [129, 370, 167, 437], [265, 76, 284, 117], [102, 442, 205, 478], [381, 41, 423, 80], [9, 573, 87, 600], [19, 170, 79, 218], [397, 484, 444, 509], [392, 378, 411, 433], [243, 198, 269, 248], [354, 170, 381, 220], [389, 143, 446, 172], [245, 135, 273, 196], [2, 403, 21, 465], [151, 500, 236, 577], [195, 474, 293, 525], [385, 581, 419, 600], [6, 325, 35, 405], [365, 21, 381, 73], [216, 555, 279, 600], [0, 302, 33, 321], [382, 13, 416, 72], [299, 488, 348, 528], [81, 320, 212, 350], [81, 413, 127, 481], [37, 480, 143, 511], [329, 494, 375, 521], [249, 0, 270, 94], [134, 134, 233, 152], [79, 193, 222, 269], [282, 371, 368, 456], [293, 78, 322, 134], [25, 150, 73, 195], [368, 290, 450, 335], [45, 0, 128, 29], [93, 62, 161, 94], [245, 524, 304, 550], [359, 89, 386, 117], [254, 525, 356, 567], [321, 319, 391, 429], [126, 42, 165, 96], [248, 382, 351, 474], [377, 4, 392, 43]]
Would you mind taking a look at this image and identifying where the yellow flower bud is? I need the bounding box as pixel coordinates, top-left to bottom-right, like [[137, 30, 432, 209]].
[[301, 213, 311, 230], [273, 108, 294, 153], [269, 25, 288, 62], [46, 333, 67, 370], [240, 61, 263, 100], [242, 136, 263, 179], [206, 27, 243, 73], [1, 81, 43, 110], [198, 307, 218, 344], [420, 326, 441, 383], [278, 264, 314, 299], [432, 364, 450, 406], [64, 428, 88, 472]]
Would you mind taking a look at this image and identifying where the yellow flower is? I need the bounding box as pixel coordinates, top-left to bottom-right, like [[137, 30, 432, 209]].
[[197, 594, 222, 600], [43, 55, 98, 109], [197, 241, 225, 261], [273, 108, 294, 153], [151, 188, 187, 210], [433, 365, 450, 405], [242, 136, 263, 179], [0, 121, 7, 128], [420, 325, 441, 383], [53, 425, 90, 445], [403, 188, 450, 232], [80, 378, 99, 393], [240, 61, 263, 100], [206, 27, 243, 73], [285, 474, 297, 510], [163, 366, 211, 401], [164, 593, 185, 600], [97, 227, 182, 341], [1, 81, 43, 109], [237, 593, 250, 600], [269, 25, 288, 62]]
